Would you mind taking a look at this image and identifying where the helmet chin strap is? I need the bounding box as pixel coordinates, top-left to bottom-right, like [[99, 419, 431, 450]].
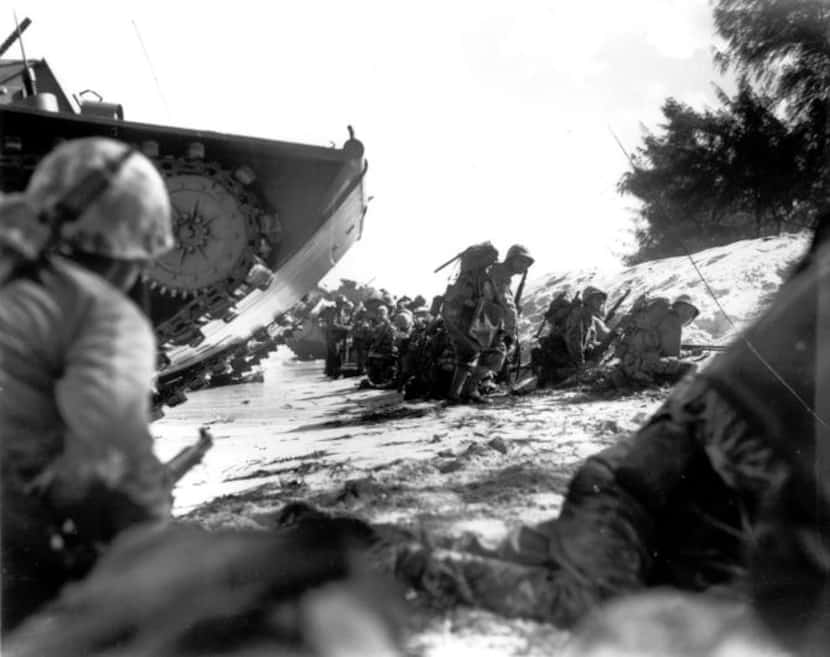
[[40, 147, 136, 249]]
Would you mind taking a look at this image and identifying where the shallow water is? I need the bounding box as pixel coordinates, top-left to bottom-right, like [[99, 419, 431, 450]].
[[154, 348, 423, 514]]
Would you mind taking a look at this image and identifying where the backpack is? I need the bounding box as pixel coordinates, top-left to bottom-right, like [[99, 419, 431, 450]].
[[545, 292, 581, 333], [458, 242, 499, 274], [625, 295, 671, 330]]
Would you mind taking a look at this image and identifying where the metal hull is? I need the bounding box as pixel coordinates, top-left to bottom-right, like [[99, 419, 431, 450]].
[[163, 173, 365, 373], [0, 102, 368, 399]]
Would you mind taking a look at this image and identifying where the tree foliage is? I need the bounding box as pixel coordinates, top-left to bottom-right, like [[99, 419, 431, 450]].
[[621, 0, 830, 263]]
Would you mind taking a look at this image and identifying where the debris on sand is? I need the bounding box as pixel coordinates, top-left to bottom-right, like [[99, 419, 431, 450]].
[[437, 460, 464, 474], [487, 437, 509, 454]]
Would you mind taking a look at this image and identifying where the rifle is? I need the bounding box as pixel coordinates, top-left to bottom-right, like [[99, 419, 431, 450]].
[[604, 288, 631, 324], [511, 269, 529, 381], [165, 427, 214, 483], [433, 250, 464, 274], [514, 270, 528, 315], [584, 289, 632, 366], [681, 343, 728, 352]]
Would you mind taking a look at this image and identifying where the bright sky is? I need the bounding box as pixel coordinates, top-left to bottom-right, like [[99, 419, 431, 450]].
[[11, 0, 732, 297]]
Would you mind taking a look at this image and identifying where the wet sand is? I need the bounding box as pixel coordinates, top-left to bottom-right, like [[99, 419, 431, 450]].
[[152, 348, 668, 655]]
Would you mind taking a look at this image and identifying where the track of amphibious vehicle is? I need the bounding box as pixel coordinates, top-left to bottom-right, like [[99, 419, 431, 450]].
[[145, 148, 284, 412]]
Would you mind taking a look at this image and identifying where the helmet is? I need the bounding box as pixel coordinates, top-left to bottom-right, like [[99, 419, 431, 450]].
[[335, 294, 348, 305], [376, 306, 389, 318], [25, 137, 173, 261], [582, 285, 607, 302], [364, 292, 384, 311], [506, 244, 535, 266], [409, 294, 427, 309], [393, 309, 414, 330], [672, 294, 700, 317]]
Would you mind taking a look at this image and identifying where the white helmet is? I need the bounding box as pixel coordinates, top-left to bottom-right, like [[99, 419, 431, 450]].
[[26, 137, 173, 261]]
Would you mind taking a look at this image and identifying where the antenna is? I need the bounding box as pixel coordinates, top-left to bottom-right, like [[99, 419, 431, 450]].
[[0, 15, 29, 57], [131, 18, 172, 121], [13, 11, 36, 95]]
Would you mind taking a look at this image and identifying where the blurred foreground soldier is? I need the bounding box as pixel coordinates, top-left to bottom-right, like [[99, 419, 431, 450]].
[[440, 242, 504, 403], [613, 293, 700, 386], [5, 507, 405, 657], [0, 138, 175, 631], [398, 231, 830, 654]]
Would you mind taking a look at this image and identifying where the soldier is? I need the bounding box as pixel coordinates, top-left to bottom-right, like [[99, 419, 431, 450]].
[[351, 303, 372, 375], [563, 286, 611, 367], [531, 290, 579, 386], [487, 244, 535, 388], [0, 138, 175, 630], [614, 293, 700, 386], [321, 295, 351, 378], [399, 230, 830, 651], [441, 242, 503, 404], [366, 305, 399, 387], [408, 294, 428, 312]]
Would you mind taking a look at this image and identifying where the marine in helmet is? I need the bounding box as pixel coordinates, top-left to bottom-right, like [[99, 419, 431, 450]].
[[441, 242, 504, 403], [321, 295, 353, 378], [490, 244, 535, 338], [483, 245, 535, 388], [613, 293, 700, 386], [557, 286, 612, 377], [0, 137, 174, 630]]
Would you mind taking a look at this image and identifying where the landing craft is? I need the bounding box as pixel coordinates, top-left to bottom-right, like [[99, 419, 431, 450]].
[[0, 19, 369, 414]]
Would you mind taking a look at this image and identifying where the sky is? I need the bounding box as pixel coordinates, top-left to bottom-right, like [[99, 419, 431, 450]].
[[9, 0, 733, 297]]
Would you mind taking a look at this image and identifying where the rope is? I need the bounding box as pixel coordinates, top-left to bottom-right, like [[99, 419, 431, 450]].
[[131, 19, 173, 121], [680, 241, 830, 431]]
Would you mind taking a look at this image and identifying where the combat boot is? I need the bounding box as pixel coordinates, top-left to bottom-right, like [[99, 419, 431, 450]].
[[446, 366, 470, 404], [461, 374, 491, 405]]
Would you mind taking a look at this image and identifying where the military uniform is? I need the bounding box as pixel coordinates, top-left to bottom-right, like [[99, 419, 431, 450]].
[[614, 295, 699, 385], [350, 306, 371, 375], [321, 298, 352, 378], [563, 287, 611, 368], [440, 243, 503, 402], [470, 244, 535, 393], [531, 292, 576, 386], [0, 138, 175, 630]]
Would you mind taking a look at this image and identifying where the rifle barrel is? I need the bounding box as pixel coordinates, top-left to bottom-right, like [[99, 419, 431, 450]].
[[165, 428, 214, 483], [433, 251, 463, 274]]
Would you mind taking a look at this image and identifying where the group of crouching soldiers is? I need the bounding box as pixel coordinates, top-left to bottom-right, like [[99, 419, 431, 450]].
[[2, 136, 828, 654], [322, 240, 703, 403]]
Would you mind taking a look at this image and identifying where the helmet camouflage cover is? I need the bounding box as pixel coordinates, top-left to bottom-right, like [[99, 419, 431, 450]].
[[672, 294, 700, 317], [25, 137, 173, 262], [582, 285, 607, 302], [506, 244, 535, 265]]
